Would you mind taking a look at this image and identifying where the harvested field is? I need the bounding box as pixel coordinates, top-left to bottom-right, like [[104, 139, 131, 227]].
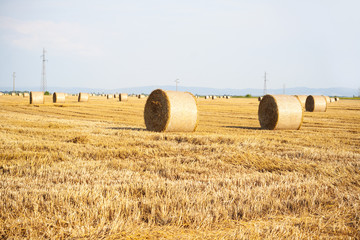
[[0, 95, 359, 239]]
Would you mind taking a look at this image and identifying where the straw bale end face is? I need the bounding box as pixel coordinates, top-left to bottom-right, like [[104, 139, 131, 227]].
[[144, 89, 198, 132], [258, 95, 303, 130]]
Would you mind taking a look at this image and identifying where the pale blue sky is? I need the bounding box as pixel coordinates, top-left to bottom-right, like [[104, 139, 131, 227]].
[[0, 0, 359, 91]]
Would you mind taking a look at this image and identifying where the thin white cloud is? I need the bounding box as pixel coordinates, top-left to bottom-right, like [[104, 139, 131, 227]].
[[0, 16, 103, 57]]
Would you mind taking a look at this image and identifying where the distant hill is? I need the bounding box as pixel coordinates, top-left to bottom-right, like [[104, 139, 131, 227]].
[[0, 85, 358, 97]]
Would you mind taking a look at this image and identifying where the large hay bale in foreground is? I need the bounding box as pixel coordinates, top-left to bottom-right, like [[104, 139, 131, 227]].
[[305, 95, 327, 112], [53, 92, 66, 103], [119, 93, 128, 102], [144, 89, 198, 132], [258, 94, 303, 130], [30, 91, 44, 104], [294, 95, 307, 108], [78, 93, 89, 102]]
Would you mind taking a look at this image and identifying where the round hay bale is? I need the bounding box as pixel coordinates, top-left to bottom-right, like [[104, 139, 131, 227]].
[[0, 92, 3, 96], [53, 92, 66, 103], [335, 97, 339, 101], [23, 92, 29, 97], [30, 91, 44, 104], [258, 94, 303, 130], [258, 97, 262, 101], [212, 95, 217, 100], [294, 95, 307, 108], [138, 94, 145, 99], [11, 92, 16, 96], [144, 89, 198, 132], [323, 95, 330, 104], [305, 95, 327, 112], [114, 94, 118, 98], [107, 94, 113, 99], [330, 97, 335, 103], [78, 93, 89, 102], [119, 93, 128, 102], [205, 95, 209, 99]]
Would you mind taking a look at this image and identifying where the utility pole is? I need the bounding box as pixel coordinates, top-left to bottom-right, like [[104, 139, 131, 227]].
[[263, 72, 267, 95], [13, 72, 16, 93], [41, 48, 47, 92], [175, 78, 180, 91]]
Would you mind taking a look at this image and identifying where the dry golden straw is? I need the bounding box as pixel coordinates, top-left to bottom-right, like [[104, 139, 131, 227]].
[[119, 93, 128, 102], [258, 94, 303, 130], [53, 92, 66, 103], [294, 95, 307, 108], [30, 91, 44, 104], [305, 95, 327, 112], [23, 93, 29, 97], [78, 93, 89, 102], [144, 89, 198, 132]]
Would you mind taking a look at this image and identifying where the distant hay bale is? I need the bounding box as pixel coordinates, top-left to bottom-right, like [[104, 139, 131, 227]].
[[138, 94, 145, 99], [78, 93, 89, 102], [226, 96, 230, 99], [107, 94, 113, 99], [23, 92, 29, 97], [335, 97, 340, 101], [258, 94, 303, 130], [212, 95, 217, 100], [258, 97, 262, 101], [114, 94, 118, 98], [0, 92, 3, 96], [18, 93, 23, 96], [53, 92, 66, 103], [205, 95, 209, 99], [119, 93, 128, 102], [330, 97, 335, 103], [11, 92, 16, 96], [294, 95, 307, 108], [305, 95, 327, 112], [144, 89, 198, 132], [30, 91, 44, 104]]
